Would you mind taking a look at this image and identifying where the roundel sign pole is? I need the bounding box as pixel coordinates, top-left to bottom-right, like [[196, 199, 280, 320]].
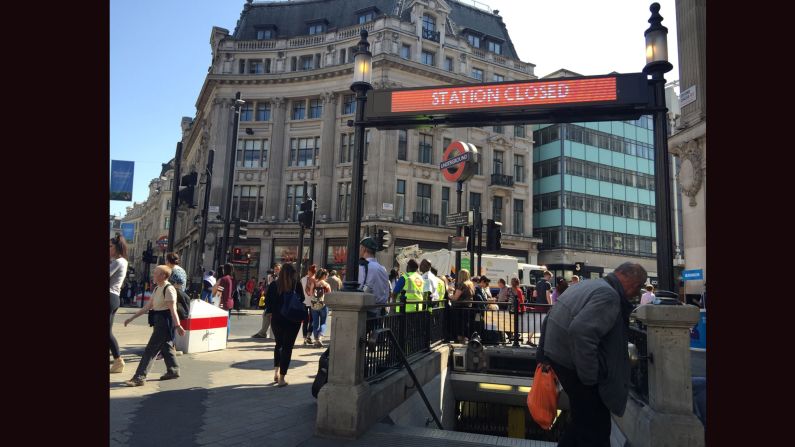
[[440, 141, 478, 274]]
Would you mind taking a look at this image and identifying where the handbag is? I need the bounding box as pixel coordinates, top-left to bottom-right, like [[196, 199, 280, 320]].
[[311, 299, 325, 311], [258, 293, 266, 309], [280, 288, 307, 323], [527, 362, 560, 430]]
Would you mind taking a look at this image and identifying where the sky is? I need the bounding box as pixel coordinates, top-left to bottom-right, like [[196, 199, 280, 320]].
[[110, 0, 678, 217]]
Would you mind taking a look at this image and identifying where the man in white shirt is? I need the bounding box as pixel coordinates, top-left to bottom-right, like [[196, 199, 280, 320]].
[[419, 259, 441, 305]]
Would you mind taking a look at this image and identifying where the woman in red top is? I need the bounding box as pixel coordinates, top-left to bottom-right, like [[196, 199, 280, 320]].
[[510, 278, 527, 313], [217, 263, 235, 338]]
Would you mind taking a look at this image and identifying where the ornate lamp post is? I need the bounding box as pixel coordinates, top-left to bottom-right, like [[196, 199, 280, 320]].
[[343, 30, 373, 292], [643, 3, 675, 292]]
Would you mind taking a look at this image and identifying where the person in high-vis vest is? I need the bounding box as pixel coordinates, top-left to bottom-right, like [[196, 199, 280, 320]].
[[392, 259, 424, 312]]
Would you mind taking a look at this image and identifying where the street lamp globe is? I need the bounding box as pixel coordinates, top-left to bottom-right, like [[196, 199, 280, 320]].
[[643, 3, 673, 75], [351, 29, 372, 87]]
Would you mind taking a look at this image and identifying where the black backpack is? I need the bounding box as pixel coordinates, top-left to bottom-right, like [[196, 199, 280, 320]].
[[232, 288, 241, 311], [166, 284, 191, 320]]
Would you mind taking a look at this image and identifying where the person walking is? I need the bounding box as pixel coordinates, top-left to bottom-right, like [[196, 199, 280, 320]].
[[122, 265, 186, 386], [310, 269, 332, 347], [300, 264, 317, 345], [327, 270, 342, 292], [540, 262, 647, 446], [216, 264, 235, 338], [533, 270, 553, 304], [165, 253, 187, 291], [267, 263, 305, 387], [110, 233, 129, 373]]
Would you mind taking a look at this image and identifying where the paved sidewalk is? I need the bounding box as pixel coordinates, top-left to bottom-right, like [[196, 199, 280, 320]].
[[110, 307, 326, 447]]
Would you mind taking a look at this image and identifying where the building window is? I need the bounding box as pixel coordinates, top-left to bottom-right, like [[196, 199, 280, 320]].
[[442, 186, 450, 226], [289, 137, 320, 167], [358, 11, 375, 24], [364, 129, 371, 162], [422, 14, 436, 32], [300, 55, 314, 71], [418, 134, 433, 164], [239, 59, 246, 74], [237, 139, 269, 168], [256, 29, 273, 40], [396, 179, 406, 221], [488, 41, 502, 54], [256, 102, 271, 121], [514, 155, 524, 183], [234, 185, 262, 222], [401, 44, 411, 60], [248, 59, 264, 74], [416, 183, 432, 215], [467, 34, 480, 48], [472, 68, 484, 81], [164, 216, 170, 230], [470, 192, 481, 211], [166, 200, 170, 211], [421, 50, 435, 66], [513, 199, 524, 235], [445, 57, 454, 72], [493, 150, 504, 175], [339, 133, 353, 164], [309, 98, 323, 119], [240, 103, 253, 121], [493, 74, 504, 82], [514, 124, 525, 138], [493, 125, 503, 134], [475, 145, 483, 175], [286, 184, 306, 221], [337, 182, 352, 221], [308, 23, 324, 35], [342, 94, 355, 115], [493, 196, 503, 222], [398, 130, 408, 161], [291, 100, 306, 120]]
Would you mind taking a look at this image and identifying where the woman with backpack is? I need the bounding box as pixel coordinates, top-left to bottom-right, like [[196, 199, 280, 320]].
[[267, 262, 305, 387], [310, 269, 332, 347]]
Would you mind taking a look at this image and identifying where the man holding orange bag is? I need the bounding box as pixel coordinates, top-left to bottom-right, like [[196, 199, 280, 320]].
[[540, 262, 647, 446]]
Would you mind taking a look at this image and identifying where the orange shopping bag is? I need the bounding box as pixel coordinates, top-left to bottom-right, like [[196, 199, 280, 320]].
[[527, 362, 559, 430]]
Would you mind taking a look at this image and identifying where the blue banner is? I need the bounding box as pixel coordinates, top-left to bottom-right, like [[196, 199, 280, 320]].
[[121, 222, 135, 242], [682, 269, 704, 281], [110, 160, 135, 201]]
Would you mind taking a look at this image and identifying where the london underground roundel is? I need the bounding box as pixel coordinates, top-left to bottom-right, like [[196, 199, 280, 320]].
[[440, 140, 478, 183]]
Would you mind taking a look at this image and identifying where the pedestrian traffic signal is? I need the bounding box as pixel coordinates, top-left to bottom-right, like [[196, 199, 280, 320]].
[[178, 171, 199, 208], [298, 198, 314, 228], [486, 219, 502, 251], [233, 247, 242, 261], [376, 229, 392, 251]]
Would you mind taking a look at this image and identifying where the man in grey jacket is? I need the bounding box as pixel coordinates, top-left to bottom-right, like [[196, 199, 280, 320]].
[[541, 262, 647, 446]]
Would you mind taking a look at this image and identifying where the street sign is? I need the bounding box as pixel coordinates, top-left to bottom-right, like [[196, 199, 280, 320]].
[[449, 235, 468, 251], [446, 211, 473, 227], [156, 236, 168, 249], [209, 205, 220, 214], [682, 269, 703, 281], [440, 140, 478, 183], [439, 152, 471, 170]]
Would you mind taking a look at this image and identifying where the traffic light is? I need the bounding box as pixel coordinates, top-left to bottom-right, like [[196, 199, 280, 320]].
[[376, 229, 392, 251], [233, 247, 242, 261], [234, 218, 249, 240], [142, 249, 157, 264], [298, 198, 314, 228], [177, 171, 199, 208], [486, 219, 502, 251]]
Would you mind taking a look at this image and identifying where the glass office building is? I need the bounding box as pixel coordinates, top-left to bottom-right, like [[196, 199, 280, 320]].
[[531, 117, 659, 281]]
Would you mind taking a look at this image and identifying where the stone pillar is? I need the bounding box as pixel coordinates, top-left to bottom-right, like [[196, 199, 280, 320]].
[[315, 291, 374, 439], [317, 92, 338, 221], [615, 304, 704, 447], [264, 97, 287, 219]]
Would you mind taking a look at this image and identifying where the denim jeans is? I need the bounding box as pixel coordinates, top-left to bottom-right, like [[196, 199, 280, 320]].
[[311, 305, 328, 340], [201, 289, 213, 302]]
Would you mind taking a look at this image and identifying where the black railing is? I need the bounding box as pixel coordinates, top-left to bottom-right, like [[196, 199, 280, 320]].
[[412, 212, 439, 226], [490, 173, 514, 187], [362, 295, 551, 381], [422, 28, 440, 42], [363, 300, 445, 380], [627, 322, 650, 403]]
